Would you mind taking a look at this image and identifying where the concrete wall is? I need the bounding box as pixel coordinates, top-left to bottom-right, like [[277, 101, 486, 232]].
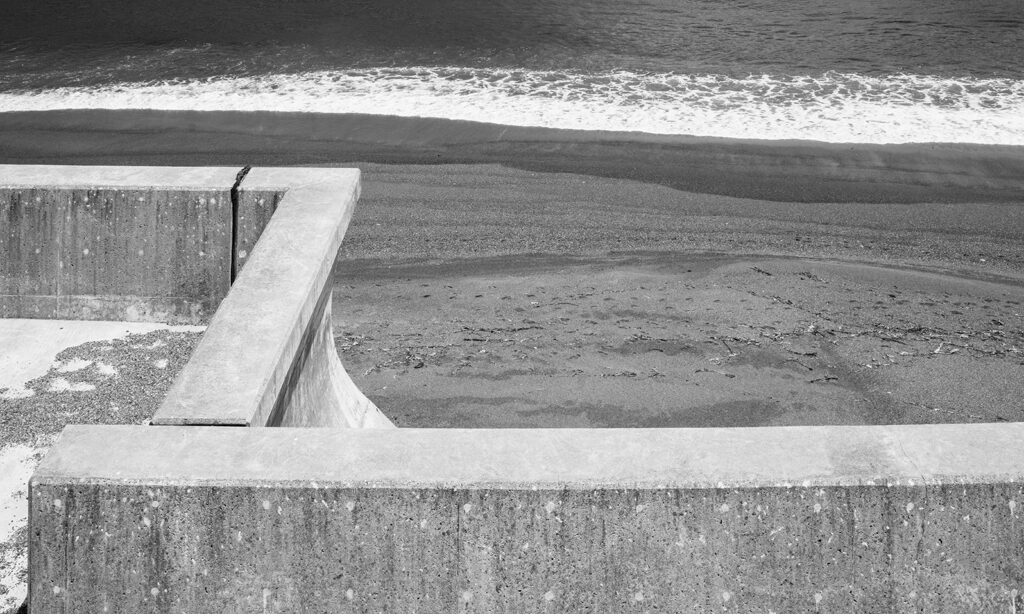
[[1, 165, 387, 427], [234, 187, 282, 275], [30, 424, 1024, 614], [151, 168, 391, 428], [0, 166, 240, 323], [271, 289, 392, 428]]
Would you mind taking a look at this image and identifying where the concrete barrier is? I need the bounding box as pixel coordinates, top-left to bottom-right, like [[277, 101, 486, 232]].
[[1, 164, 390, 428], [0, 165, 239, 323], [30, 423, 1024, 613], [151, 168, 392, 428]]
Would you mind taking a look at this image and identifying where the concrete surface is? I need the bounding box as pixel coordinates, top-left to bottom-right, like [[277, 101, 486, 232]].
[[152, 168, 391, 428], [0, 323, 206, 614], [0, 318, 202, 399], [273, 290, 392, 428], [30, 423, 1024, 613], [0, 317, 205, 611], [0, 444, 37, 613], [233, 186, 281, 275], [17, 164, 1022, 613], [1, 165, 239, 322]]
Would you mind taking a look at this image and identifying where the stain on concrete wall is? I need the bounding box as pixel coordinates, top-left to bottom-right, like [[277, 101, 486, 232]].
[[1, 187, 233, 323], [233, 189, 282, 279], [29, 482, 1024, 613]]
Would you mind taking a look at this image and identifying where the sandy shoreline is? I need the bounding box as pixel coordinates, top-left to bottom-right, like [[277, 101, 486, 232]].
[[1, 109, 1023, 430]]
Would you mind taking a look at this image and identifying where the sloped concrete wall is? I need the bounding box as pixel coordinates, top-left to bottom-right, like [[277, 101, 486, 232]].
[[271, 289, 391, 428]]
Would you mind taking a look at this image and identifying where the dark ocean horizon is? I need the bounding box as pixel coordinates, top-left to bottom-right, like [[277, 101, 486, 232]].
[[0, 0, 1022, 143]]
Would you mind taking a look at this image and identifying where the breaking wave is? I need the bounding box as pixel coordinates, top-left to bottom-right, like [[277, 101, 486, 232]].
[[1, 67, 1022, 144]]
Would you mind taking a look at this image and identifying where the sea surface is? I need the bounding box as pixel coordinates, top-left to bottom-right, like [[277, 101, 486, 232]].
[[0, 0, 1022, 144]]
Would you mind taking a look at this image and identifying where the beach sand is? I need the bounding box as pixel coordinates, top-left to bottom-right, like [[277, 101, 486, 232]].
[[1, 110, 1023, 428], [335, 163, 1024, 427]]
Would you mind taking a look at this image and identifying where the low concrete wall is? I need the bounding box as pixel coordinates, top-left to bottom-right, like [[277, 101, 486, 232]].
[[1, 165, 387, 428], [151, 168, 391, 428], [0, 165, 239, 323], [30, 424, 1024, 613]]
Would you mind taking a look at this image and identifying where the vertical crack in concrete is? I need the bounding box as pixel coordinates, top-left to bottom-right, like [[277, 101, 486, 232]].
[[229, 166, 251, 284]]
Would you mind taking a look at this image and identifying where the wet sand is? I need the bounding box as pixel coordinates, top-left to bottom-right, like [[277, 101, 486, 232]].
[[3, 109, 1024, 203]]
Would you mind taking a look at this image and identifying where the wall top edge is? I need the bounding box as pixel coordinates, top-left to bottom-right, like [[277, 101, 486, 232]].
[[0, 165, 361, 192], [240, 167, 360, 193], [0, 165, 243, 190], [32, 423, 1024, 490]]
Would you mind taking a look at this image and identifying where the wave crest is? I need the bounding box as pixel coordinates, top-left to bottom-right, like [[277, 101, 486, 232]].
[[1, 67, 1022, 144]]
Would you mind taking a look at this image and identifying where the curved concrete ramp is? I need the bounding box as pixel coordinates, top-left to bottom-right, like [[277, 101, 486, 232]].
[[276, 296, 392, 428]]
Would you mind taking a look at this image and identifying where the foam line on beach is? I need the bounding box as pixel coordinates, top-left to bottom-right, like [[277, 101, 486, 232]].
[[1, 69, 1023, 144]]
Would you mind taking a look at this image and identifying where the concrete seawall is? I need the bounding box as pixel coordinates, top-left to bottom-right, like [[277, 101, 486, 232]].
[[30, 424, 1024, 613], [0, 166, 240, 323], [1, 165, 390, 429], [150, 168, 392, 428]]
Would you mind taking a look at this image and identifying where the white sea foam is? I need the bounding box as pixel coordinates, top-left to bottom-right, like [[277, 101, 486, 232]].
[[1, 68, 1022, 144]]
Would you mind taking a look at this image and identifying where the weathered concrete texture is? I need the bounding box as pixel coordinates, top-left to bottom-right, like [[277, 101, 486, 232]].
[[0, 165, 239, 323], [271, 288, 392, 428], [233, 188, 281, 276], [30, 424, 1024, 613], [0, 318, 204, 399], [153, 168, 391, 427]]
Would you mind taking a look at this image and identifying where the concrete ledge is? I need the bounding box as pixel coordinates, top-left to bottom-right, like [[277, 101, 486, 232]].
[[0, 165, 240, 190], [30, 424, 1024, 612], [28, 423, 1024, 487], [151, 168, 391, 428]]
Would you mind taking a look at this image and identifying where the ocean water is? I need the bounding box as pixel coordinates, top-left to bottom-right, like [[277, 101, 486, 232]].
[[0, 0, 1022, 144]]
